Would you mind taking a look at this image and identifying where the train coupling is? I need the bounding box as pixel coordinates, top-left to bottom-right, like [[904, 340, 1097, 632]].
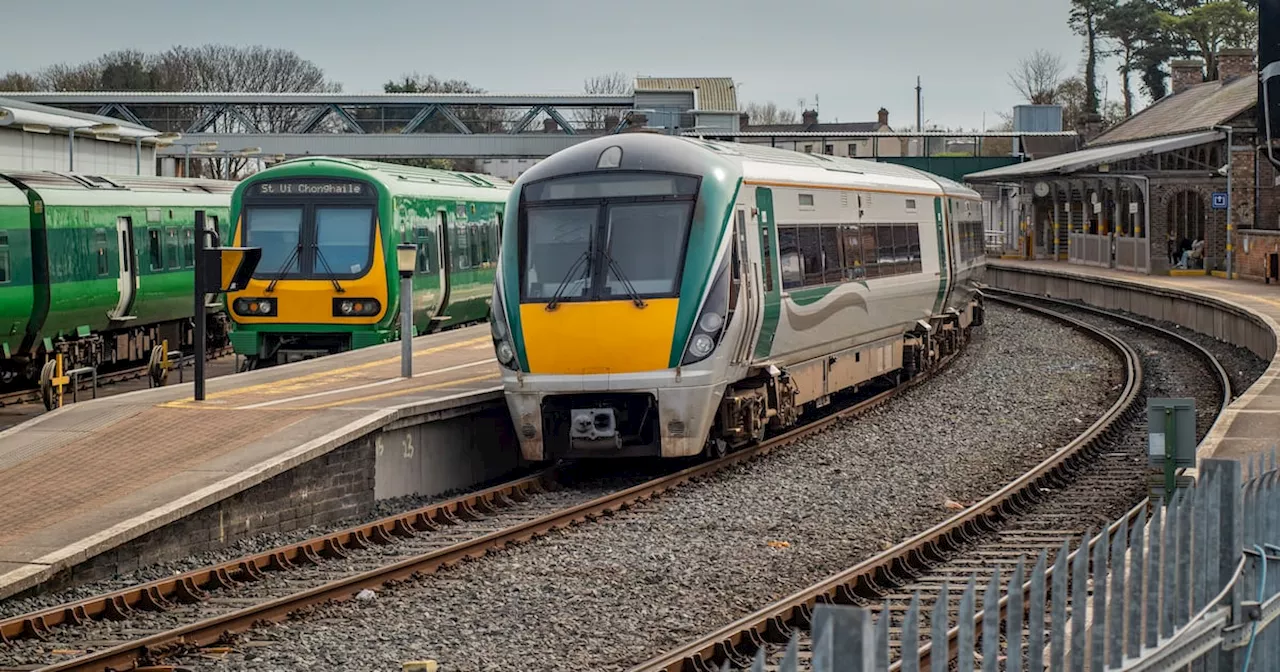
[[569, 407, 622, 450]]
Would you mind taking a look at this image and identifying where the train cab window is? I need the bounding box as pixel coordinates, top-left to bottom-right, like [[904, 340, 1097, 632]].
[[148, 229, 163, 271], [820, 225, 842, 284], [776, 226, 803, 290], [245, 207, 303, 276], [95, 230, 109, 276], [166, 228, 181, 270], [414, 226, 433, 274], [798, 227, 823, 286], [315, 206, 374, 276], [522, 206, 596, 299], [841, 225, 864, 280], [602, 201, 691, 297], [183, 229, 195, 267]]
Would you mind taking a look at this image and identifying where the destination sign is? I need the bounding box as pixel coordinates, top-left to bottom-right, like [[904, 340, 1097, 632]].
[[256, 181, 366, 196]]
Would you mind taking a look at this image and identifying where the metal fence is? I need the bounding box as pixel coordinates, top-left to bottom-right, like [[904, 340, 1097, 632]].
[[747, 456, 1279, 671]]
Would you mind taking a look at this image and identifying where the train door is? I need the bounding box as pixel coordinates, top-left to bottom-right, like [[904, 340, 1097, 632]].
[[752, 187, 781, 360], [730, 207, 759, 365], [425, 209, 452, 334], [110, 216, 138, 320], [930, 197, 954, 316]]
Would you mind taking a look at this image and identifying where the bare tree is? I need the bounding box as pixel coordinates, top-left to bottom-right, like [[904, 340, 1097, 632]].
[[573, 71, 632, 132], [744, 101, 798, 125], [1009, 49, 1067, 104], [0, 72, 41, 91]]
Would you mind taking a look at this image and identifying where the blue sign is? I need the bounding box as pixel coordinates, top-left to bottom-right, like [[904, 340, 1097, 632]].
[[1212, 192, 1229, 210]]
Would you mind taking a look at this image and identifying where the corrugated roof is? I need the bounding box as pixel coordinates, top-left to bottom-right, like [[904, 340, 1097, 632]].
[[0, 96, 156, 133], [965, 130, 1223, 181], [1089, 75, 1256, 146], [634, 77, 738, 112]]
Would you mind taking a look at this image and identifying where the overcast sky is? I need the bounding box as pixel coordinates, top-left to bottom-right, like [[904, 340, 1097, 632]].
[[5, 0, 1126, 130]]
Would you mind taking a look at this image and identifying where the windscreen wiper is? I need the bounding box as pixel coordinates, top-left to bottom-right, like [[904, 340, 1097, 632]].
[[311, 244, 346, 293], [599, 247, 646, 308], [545, 249, 592, 311], [265, 243, 303, 293]]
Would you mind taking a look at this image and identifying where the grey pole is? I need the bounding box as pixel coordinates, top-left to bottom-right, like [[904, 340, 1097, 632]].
[[1225, 125, 1234, 279], [397, 243, 416, 378], [184, 145, 191, 177], [136, 137, 142, 175], [68, 128, 75, 171], [194, 210, 207, 401]]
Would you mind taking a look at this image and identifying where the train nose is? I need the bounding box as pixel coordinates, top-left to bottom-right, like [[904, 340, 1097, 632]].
[[517, 299, 681, 374]]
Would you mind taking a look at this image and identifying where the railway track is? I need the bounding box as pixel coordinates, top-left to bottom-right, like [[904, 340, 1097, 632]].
[[0, 325, 972, 672], [629, 291, 1232, 672]]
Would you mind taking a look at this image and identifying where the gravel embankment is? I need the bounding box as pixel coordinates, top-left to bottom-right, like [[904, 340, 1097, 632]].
[[164, 303, 1123, 672]]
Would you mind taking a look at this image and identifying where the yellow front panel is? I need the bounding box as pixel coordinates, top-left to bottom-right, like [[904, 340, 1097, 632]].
[[519, 299, 680, 374]]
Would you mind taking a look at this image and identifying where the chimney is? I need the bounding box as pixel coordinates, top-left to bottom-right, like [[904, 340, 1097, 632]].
[[801, 109, 818, 127], [877, 107, 889, 128], [1082, 112, 1105, 142], [543, 118, 559, 133], [1215, 48, 1255, 82], [1170, 59, 1204, 95], [739, 112, 750, 131]]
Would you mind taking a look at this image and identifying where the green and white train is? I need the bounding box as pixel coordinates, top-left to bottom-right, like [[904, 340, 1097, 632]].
[[0, 171, 234, 387], [489, 133, 987, 461], [225, 158, 511, 367]]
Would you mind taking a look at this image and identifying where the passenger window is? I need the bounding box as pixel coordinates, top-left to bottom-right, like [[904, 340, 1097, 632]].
[[877, 225, 896, 276], [149, 229, 163, 270], [798, 226, 823, 286], [860, 226, 879, 278], [183, 229, 195, 267], [166, 228, 181, 270], [820, 225, 842, 284], [0, 231, 7, 246], [893, 225, 910, 274], [909, 226, 922, 272], [777, 226, 803, 290], [95, 230, 109, 276], [0, 250, 8, 283], [842, 225, 863, 280]]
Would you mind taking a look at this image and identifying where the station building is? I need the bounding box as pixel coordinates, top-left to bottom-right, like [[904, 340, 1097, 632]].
[[966, 49, 1277, 277], [0, 96, 168, 175]]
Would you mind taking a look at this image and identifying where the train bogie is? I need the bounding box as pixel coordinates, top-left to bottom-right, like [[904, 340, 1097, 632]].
[[492, 134, 986, 461]]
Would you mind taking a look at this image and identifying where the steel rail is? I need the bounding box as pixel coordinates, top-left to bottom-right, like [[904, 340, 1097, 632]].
[[628, 293, 1145, 672], [15, 329, 970, 672]]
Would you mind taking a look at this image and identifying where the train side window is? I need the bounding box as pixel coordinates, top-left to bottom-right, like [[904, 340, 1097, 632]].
[[798, 226, 823, 287], [777, 226, 803, 290], [95, 229, 109, 276], [166, 228, 181, 270], [0, 231, 7, 246], [149, 229, 163, 271], [893, 224, 910, 274], [909, 226, 922, 272], [760, 226, 775, 293], [820, 225, 842, 284], [876, 225, 896, 276], [842, 225, 863, 280], [860, 226, 879, 278], [209, 216, 220, 247], [415, 226, 432, 273], [496, 211, 504, 242], [183, 229, 195, 267], [0, 231, 7, 283]]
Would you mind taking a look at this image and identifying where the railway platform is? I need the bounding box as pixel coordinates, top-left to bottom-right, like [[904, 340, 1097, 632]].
[[987, 259, 1280, 467], [0, 325, 507, 600]]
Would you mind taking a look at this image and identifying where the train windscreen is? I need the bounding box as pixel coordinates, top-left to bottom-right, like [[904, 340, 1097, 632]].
[[240, 177, 378, 280]]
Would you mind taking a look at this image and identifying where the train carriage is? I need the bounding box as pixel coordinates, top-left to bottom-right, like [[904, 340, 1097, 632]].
[[225, 158, 511, 367], [490, 133, 986, 461], [0, 171, 234, 386]]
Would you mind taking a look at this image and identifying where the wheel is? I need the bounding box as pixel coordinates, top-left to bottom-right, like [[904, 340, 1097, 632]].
[[703, 436, 728, 460], [39, 360, 57, 411]]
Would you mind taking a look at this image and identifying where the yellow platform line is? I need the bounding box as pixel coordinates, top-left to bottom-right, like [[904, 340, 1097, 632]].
[[234, 359, 492, 410], [286, 373, 501, 410], [167, 335, 491, 405]]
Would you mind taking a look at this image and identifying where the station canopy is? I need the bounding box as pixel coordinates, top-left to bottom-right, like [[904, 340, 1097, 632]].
[[965, 130, 1224, 183]]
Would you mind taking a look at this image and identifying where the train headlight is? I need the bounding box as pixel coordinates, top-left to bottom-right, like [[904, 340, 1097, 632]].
[[331, 298, 381, 317], [681, 255, 733, 366], [490, 284, 519, 371], [233, 297, 277, 317]]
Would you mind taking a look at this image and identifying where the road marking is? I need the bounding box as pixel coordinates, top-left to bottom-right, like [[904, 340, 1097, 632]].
[[234, 359, 493, 409], [285, 373, 501, 410]]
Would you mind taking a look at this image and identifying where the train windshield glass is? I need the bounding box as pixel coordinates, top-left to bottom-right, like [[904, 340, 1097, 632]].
[[245, 207, 303, 275], [520, 171, 699, 303], [315, 207, 374, 275], [523, 206, 597, 300], [602, 202, 691, 296]]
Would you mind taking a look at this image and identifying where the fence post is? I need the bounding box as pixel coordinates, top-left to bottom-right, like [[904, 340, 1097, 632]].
[[1200, 458, 1244, 671]]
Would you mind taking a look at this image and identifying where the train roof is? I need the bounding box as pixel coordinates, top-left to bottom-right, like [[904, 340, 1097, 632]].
[[0, 179, 24, 207], [682, 138, 982, 201], [263, 156, 512, 201], [0, 170, 235, 207]]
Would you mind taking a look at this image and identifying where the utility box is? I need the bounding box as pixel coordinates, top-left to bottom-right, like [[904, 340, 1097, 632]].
[[1148, 398, 1197, 498]]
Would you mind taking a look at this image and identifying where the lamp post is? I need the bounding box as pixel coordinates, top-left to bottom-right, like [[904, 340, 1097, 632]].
[[396, 243, 417, 378], [1213, 125, 1235, 279]]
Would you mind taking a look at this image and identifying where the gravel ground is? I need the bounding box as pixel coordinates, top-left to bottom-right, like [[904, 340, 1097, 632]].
[[159, 303, 1123, 672]]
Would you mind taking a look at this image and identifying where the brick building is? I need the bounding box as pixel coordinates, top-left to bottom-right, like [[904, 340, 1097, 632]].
[[966, 48, 1276, 277]]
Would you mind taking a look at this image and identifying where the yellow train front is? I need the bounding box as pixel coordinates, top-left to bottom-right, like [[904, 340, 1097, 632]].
[[489, 135, 744, 461]]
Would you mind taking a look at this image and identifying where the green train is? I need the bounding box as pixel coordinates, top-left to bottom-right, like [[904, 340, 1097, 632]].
[[225, 157, 511, 368], [0, 171, 235, 387]]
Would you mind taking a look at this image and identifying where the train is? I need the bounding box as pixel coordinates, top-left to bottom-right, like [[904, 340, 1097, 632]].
[[224, 158, 511, 368], [0, 170, 235, 392], [488, 133, 987, 461]]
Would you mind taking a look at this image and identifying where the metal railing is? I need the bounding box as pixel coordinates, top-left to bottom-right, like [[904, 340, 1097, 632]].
[[738, 456, 1279, 671]]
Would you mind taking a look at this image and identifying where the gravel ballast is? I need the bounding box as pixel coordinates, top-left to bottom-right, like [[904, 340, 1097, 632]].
[[154, 303, 1124, 672]]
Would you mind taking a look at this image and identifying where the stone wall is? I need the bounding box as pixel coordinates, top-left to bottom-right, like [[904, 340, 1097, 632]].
[[1232, 229, 1280, 281]]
